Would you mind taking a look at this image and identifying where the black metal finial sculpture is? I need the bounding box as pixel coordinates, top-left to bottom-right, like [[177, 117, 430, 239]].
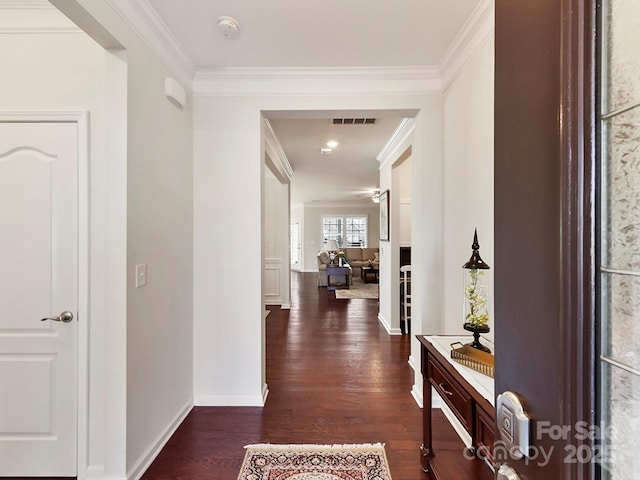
[[462, 229, 491, 353], [462, 229, 490, 270]]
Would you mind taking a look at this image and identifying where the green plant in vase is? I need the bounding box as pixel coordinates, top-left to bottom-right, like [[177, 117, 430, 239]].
[[465, 269, 489, 327]]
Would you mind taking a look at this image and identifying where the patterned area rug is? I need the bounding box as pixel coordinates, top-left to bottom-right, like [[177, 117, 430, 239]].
[[237, 443, 392, 480], [334, 278, 379, 300]]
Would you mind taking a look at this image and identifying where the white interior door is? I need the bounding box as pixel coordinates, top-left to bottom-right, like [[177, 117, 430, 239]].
[[0, 122, 78, 476]]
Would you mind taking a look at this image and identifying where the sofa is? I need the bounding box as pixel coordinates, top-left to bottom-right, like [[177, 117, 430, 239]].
[[317, 247, 379, 287]]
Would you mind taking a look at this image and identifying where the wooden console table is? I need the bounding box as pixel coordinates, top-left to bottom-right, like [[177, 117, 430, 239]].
[[417, 335, 495, 479]]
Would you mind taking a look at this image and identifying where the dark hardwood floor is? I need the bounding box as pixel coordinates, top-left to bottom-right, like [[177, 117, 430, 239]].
[[141, 272, 471, 480], [10, 272, 472, 480]]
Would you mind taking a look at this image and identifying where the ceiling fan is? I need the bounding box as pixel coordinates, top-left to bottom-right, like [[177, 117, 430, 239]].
[[352, 189, 380, 203]]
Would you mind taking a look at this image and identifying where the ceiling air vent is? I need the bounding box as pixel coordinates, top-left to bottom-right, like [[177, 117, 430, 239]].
[[331, 118, 376, 125]]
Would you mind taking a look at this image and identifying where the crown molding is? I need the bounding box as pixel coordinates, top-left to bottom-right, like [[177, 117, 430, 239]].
[[0, 0, 50, 8], [264, 119, 293, 182], [103, 0, 195, 90], [193, 66, 442, 97], [377, 118, 415, 169], [439, 0, 494, 91], [0, 0, 82, 32]]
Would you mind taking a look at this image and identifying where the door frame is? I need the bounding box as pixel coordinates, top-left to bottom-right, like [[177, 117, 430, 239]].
[[0, 110, 89, 477], [494, 1, 596, 478], [558, 2, 597, 478]]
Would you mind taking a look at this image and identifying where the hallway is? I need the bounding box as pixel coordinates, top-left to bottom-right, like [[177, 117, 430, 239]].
[[140, 271, 427, 479]]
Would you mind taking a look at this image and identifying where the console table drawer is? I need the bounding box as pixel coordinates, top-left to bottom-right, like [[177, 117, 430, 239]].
[[428, 357, 473, 429]]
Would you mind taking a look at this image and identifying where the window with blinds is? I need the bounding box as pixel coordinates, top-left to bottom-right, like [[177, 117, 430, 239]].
[[322, 216, 367, 248]]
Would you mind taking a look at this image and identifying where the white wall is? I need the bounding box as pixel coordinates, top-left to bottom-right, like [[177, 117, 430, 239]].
[[40, 2, 194, 477], [378, 116, 443, 338], [302, 204, 380, 271], [124, 35, 194, 480], [193, 91, 437, 408], [194, 96, 265, 406], [264, 168, 290, 306], [441, 35, 495, 338], [409, 31, 495, 402]]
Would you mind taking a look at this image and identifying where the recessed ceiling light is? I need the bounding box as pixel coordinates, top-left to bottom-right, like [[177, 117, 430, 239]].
[[326, 140, 339, 148]]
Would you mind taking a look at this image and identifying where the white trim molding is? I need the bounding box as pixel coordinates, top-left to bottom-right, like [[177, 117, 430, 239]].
[[377, 118, 415, 169], [377, 312, 402, 335], [264, 257, 283, 305], [194, 394, 267, 407], [0, 0, 52, 7], [439, 0, 495, 91], [193, 66, 442, 97], [0, 0, 82, 33], [103, 0, 195, 89], [264, 119, 293, 182], [0, 110, 90, 480]]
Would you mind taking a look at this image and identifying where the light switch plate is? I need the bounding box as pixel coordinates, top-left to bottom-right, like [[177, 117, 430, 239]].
[[135, 264, 147, 288]]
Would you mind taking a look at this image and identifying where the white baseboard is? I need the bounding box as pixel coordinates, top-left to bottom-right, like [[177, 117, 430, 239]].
[[409, 354, 422, 407], [411, 384, 423, 408], [377, 312, 402, 335], [281, 304, 291, 309], [437, 400, 472, 448], [83, 465, 105, 480], [377, 313, 390, 333], [83, 465, 128, 480], [408, 353, 419, 372], [262, 383, 269, 404], [194, 393, 266, 406], [126, 400, 193, 480], [432, 390, 443, 408]]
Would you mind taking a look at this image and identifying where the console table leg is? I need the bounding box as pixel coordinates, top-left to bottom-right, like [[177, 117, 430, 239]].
[[420, 444, 432, 472]]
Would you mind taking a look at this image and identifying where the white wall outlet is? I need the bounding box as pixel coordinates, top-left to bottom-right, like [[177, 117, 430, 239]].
[[135, 264, 147, 288]]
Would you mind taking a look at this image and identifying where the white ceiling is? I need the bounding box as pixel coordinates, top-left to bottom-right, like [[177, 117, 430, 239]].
[[148, 0, 480, 69], [268, 116, 402, 205], [145, 0, 483, 205]]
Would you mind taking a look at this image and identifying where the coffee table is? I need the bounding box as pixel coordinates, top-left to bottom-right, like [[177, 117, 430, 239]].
[[326, 264, 352, 291], [361, 265, 379, 284]]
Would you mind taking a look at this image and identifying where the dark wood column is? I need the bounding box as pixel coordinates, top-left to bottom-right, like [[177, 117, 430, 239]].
[[494, 1, 596, 479]]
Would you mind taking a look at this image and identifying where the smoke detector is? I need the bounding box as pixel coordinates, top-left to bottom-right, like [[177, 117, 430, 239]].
[[217, 16, 240, 38]]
